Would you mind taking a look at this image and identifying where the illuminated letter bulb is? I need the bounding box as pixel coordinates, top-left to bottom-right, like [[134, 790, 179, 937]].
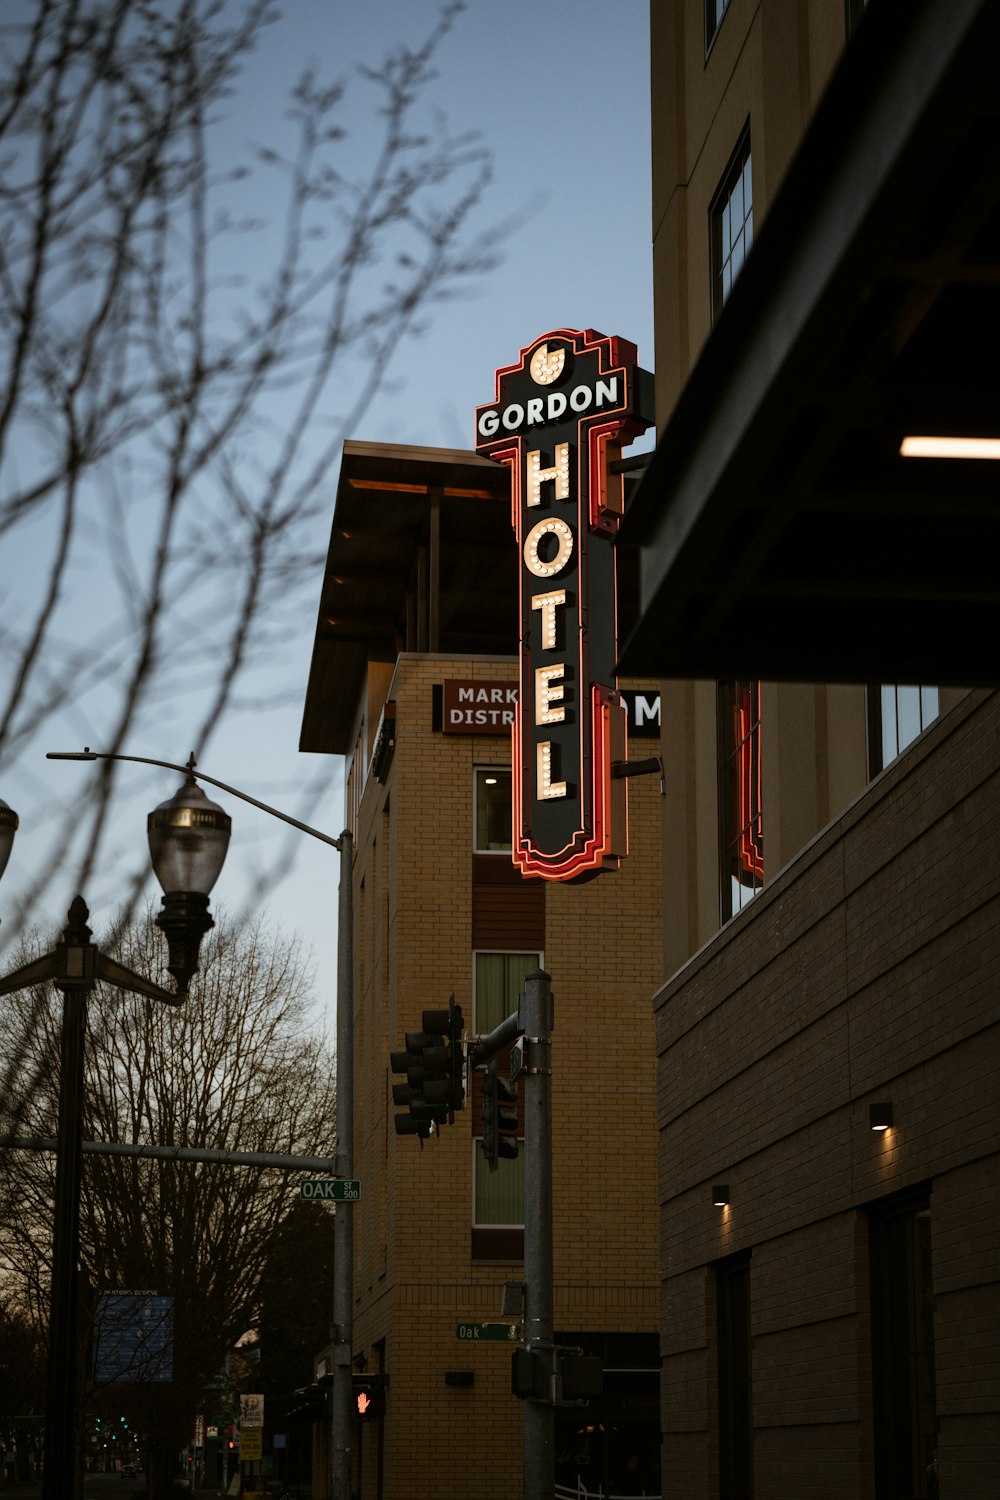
[[526, 444, 570, 507], [537, 742, 566, 800], [531, 589, 567, 649], [524, 517, 574, 579], [535, 664, 565, 725]]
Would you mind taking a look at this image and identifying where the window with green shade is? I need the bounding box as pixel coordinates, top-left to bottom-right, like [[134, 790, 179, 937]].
[[472, 951, 538, 1236]]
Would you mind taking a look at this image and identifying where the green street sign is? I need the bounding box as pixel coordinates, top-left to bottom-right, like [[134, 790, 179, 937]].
[[300, 1178, 361, 1202], [456, 1322, 523, 1343]]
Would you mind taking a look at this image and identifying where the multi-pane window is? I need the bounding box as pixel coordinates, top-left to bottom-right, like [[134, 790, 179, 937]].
[[711, 131, 753, 321], [472, 951, 536, 1238], [869, 686, 940, 774], [719, 680, 763, 920], [474, 768, 512, 852], [706, 0, 733, 54]]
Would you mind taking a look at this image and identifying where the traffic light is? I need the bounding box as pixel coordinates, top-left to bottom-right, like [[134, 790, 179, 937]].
[[420, 999, 465, 1116], [481, 1060, 518, 1171], [352, 1375, 386, 1421], [390, 1029, 439, 1138], [391, 998, 465, 1137]]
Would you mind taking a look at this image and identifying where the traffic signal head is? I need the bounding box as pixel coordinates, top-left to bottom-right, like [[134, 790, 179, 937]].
[[390, 999, 465, 1137], [352, 1375, 386, 1420], [480, 1061, 519, 1171], [391, 1031, 438, 1137]]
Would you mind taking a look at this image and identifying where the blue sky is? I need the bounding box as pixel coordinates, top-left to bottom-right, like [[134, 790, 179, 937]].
[[0, 0, 653, 1031]]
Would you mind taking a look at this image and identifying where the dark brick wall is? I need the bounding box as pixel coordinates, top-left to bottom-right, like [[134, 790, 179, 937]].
[[656, 690, 1000, 1498]]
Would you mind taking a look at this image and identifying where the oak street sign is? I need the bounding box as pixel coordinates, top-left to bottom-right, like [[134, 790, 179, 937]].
[[456, 1322, 523, 1342], [299, 1178, 361, 1201]]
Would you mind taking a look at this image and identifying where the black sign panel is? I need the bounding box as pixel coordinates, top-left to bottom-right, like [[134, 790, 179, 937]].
[[476, 329, 653, 879]]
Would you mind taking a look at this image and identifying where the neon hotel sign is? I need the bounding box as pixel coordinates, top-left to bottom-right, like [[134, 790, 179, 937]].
[[476, 329, 653, 880]]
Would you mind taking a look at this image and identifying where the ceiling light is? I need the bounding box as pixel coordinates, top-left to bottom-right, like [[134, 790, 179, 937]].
[[900, 436, 1000, 460]]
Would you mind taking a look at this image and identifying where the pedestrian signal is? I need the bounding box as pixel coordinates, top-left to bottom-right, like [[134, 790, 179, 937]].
[[352, 1375, 386, 1420]]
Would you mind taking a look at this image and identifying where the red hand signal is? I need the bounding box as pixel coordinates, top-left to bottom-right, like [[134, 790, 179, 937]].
[[356, 1391, 371, 1415]]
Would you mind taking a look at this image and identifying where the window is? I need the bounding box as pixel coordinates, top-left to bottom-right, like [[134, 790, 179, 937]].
[[706, 0, 733, 54], [345, 720, 366, 835], [475, 768, 512, 852], [868, 1192, 937, 1499], [471, 950, 537, 1257], [719, 680, 763, 920], [716, 1254, 753, 1500], [711, 129, 753, 322], [869, 685, 940, 774]]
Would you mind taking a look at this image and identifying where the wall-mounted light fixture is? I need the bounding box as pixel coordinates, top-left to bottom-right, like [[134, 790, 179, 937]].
[[900, 435, 1000, 460], [869, 1102, 893, 1132], [712, 1184, 730, 1207]]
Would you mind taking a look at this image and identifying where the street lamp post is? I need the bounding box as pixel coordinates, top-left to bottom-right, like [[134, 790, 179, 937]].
[[0, 770, 231, 1500], [44, 750, 355, 1500]]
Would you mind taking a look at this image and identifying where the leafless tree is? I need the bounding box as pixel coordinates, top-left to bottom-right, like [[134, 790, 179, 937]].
[[0, 1294, 45, 1477], [0, 0, 499, 1162], [0, 904, 335, 1492], [0, 0, 497, 922]]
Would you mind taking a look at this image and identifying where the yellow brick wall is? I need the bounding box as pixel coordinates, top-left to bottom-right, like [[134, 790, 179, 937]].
[[349, 654, 662, 1500]]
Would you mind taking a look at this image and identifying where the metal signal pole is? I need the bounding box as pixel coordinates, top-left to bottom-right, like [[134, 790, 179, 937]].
[[521, 967, 554, 1500], [331, 829, 354, 1499]]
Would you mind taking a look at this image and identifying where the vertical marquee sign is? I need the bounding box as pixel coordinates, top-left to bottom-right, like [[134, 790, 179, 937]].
[[476, 329, 654, 880]]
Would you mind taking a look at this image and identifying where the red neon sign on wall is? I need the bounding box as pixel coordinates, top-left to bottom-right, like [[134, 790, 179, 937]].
[[476, 329, 653, 880]]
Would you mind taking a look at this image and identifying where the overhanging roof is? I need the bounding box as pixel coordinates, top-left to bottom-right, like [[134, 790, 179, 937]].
[[619, 0, 1000, 686], [299, 442, 514, 753]]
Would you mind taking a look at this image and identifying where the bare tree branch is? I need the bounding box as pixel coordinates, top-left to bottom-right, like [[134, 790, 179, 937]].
[[0, 904, 335, 1490], [0, 0, 500, 941]]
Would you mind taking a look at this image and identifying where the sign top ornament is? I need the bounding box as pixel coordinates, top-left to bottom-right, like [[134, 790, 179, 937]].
[[476, 329, 654, 881]]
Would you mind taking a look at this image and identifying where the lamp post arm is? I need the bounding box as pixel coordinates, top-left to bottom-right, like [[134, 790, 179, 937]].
[[96, 952, 185, 1007], [0, 924, 182, 1007], [47, 749, 343, 851], [0, 950, 59, 998]]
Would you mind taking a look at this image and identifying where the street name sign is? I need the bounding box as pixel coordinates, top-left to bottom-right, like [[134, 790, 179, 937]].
[[300, 1178, 361, 1201], [456, 1322, 523, 1342]]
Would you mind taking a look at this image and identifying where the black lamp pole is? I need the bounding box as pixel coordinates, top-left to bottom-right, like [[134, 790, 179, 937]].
[[0, 765, 231, 1500], [3, 751, 350, 1500], [45, 901, 89, 1500], [45, 749, 351, 1499]]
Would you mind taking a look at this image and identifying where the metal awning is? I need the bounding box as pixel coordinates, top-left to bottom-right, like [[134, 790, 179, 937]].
[[299, 442, 515, 753], [619, 0, 1000, 686]]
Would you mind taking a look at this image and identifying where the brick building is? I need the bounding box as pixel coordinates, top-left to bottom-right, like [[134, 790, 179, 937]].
[[300, 440, 663, 1500], [619, 1, 1000, 1497]]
